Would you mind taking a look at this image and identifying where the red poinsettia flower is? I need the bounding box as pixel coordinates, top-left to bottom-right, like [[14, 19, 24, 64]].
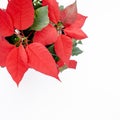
[[34, 0, 87, 66], [0, 0, 59, 85]]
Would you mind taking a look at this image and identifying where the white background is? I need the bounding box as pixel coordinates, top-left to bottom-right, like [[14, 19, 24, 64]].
[[0, 0, 120, 120]]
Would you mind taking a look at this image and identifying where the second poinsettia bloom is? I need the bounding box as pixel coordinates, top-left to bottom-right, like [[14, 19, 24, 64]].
[[42, 0, 87, 40], [34, 0, 87, 66]]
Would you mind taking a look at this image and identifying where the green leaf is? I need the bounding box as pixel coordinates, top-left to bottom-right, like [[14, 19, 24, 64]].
[[59, 65, 68, 72], [30, 6, 49, 31], [72, 39, 77, 47], [59, 5, 64, 10], [5, 34, 20, 45], [47, 44, 54, 54], [33, 0, 42, 9], [77, 40, 82, 44], [72, 47, 83, 56], [47, 44, 60, 62]]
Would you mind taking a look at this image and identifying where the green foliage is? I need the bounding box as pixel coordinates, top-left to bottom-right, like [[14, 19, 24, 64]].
[[47, 44, 60, 62], [33, 0, 42, 9], [72, 47, 83, 56], [72, 40, 83, 56], [59, 5, 64, 10], [5, 34, 19, 45], [30, 6, 49, 31], [59, 65, 68, 72], [78, 40, 82, 44]]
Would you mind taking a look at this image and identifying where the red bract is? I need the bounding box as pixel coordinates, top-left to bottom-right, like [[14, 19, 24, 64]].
[[0, 36, 15, 66], [0, 0, 34, 36], [6, 0, 34, 30], [42, 0, 60, 24], [60, 1, 77, 27], [26, 43, 59, 80], [57, 60, 77, 69], [54, 35, 72, 65], [64, 14, 88, 39], [33, 24, 58, 46], [0, 9, 14, 36], [6, 45, 28, 85]]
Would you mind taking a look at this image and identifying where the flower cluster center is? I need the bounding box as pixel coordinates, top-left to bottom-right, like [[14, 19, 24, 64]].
[[5, 29, 34, 47], [55, 22, 64, 34]]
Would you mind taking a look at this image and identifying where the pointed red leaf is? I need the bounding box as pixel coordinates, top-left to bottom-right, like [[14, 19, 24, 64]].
[[68, 60, 77, 69], [60, 2, 77, 27], [6, 45, 28, 85], [57, 59, 77, 69], [70, 14, 87, 28], [54, 35, 72, 65], [0, 9, 14, 36], [26, 43, 59, 80], [6, 0, 34, 30], [0, 36, 15, 66], [57, 60, 65, 68], [64, 27, 88, 40], [63, 10, 88, 40], [33, 24, 58, 45], [42, 0, 60, 24]]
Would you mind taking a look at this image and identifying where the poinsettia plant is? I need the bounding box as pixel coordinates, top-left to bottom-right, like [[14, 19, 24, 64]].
[[0, 0, 87, 85]]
